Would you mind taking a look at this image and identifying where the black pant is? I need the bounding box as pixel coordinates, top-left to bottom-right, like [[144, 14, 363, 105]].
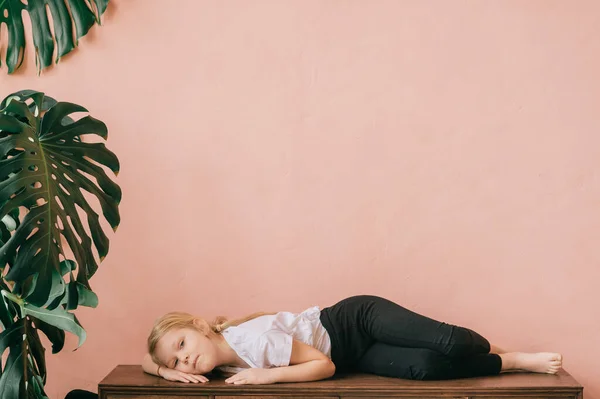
[[319, 295, 502, 380]]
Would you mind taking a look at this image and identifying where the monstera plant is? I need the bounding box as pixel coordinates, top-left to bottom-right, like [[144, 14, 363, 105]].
[[0, 90, 121, 398], [0, 0, 109, 74]]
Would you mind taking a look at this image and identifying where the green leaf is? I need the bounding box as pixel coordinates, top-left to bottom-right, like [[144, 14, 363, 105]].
[[66, 278, 79, 310], [0, 289, 14, 329], [23, 263, 67, 308], [0, 0, 109, 74], [0, 90, 56, 114], [32, 317, 65, 354], [92, 0, 109, 22], [0, 285, 19, 329], [29, 373, 49, 398], [52, 280, 99, 310], [0, 321, 25, 399], [0, 92, 121, 305], [0, 318, 23, 369], [60, 260, 77, 276], [76, 282, 98, 308], [65, 0, 95, 44], [0, 319, 49, 399], [0, 0, 26, 74], [26, 320, 47, 384], [22, 302, 86, 347]]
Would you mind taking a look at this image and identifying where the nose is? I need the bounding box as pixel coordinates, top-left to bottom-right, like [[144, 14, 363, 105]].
[[178, 353, 190, 364]]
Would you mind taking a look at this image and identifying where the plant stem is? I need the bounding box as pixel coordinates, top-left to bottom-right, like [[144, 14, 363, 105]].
[[1, 289, 24, 305]]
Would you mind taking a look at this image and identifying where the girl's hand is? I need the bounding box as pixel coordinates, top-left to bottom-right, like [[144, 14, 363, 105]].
[[159, 367, 209, 383], [225, 368, 276, 385]]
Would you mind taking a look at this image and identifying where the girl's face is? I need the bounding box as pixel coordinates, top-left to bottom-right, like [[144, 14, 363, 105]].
[[154, 326, 219, 374]]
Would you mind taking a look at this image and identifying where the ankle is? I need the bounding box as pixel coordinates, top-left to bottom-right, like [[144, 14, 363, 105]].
[[499, 353, 517, 371]]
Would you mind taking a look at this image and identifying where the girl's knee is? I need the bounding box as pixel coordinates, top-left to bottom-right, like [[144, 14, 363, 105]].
[[445, 327, 490, 357]]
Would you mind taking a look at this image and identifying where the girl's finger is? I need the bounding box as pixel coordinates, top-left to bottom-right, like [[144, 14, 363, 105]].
[[178, 373, 195, 383]]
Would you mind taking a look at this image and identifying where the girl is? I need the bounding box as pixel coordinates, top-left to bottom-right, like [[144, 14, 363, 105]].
[[143, 295, 562, 384]]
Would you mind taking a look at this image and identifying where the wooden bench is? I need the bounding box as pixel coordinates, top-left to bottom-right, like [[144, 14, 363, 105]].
[[99, 365, 583, 399]]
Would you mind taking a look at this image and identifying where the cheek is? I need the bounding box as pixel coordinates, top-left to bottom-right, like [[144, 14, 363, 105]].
[[154, 348, 171, 368]]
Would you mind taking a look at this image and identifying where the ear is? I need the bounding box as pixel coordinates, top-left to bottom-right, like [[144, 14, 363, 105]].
[[192, 318, 210, 334]]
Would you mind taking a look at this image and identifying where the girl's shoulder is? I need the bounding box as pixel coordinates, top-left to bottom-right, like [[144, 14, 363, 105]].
[[222, 306, 321, 339], [221, 323, 261, 344]]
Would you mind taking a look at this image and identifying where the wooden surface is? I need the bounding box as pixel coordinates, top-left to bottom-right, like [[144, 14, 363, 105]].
[[99, 365, 583, 398]]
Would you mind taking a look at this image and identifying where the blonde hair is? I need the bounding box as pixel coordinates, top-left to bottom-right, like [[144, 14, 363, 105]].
[[147, 311, 274, 365]]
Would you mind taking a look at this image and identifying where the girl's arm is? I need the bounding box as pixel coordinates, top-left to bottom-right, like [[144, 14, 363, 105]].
[[142, 353, 161, 376], [143, 353, 208, 383], [225, 339, 336, 385], [272, 339, 336, 382]]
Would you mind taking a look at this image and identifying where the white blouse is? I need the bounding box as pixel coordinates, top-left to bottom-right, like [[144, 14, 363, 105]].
[[218, 306, 332, 373]]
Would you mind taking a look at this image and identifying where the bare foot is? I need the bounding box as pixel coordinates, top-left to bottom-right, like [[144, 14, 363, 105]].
[[500, 352, 562, 374]]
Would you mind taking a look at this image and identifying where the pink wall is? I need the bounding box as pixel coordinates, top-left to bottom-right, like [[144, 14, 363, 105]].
[[1, 1, 599, 398]]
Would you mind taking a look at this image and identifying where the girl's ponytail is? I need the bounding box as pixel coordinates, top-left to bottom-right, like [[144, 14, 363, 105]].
[[211, 312, 275, 332]]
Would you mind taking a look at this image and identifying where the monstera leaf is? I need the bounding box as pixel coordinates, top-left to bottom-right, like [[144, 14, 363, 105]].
[[0, 290, 81, 399], [0, 0, 109, 74], [0, 318, 49, 398], [0, 90, 121, 305]]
